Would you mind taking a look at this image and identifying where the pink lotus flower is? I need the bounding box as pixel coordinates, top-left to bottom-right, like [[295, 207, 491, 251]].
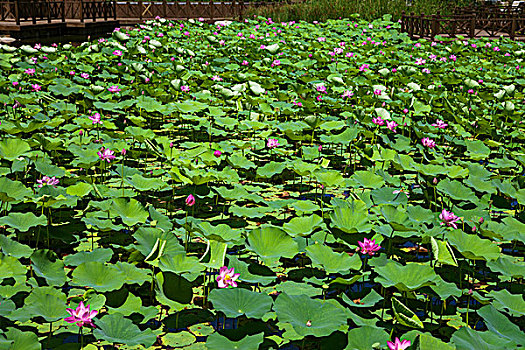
[[211, 75, 222, 81], [37, 176, 59, 188], [12, 81, 19, 87], [216, 266, 240, 288], [386, 120, 397, 132], [181, 85, 190, 92], [108, 85, 121, 93], [421, 137, 436, 148], [242, 60, 249, 66], [359, 64, 369, 72], [25, 68, 36, 75], [69, 71, 75, 76], [267, 138, 280, 149], [185, 194, 195, 206], [342, 90, 354, 99], [373, 89, 382, 95], [89, 112, 102, 125], [431, 119, 448, 129], [64, 301, 98, 328], [112, 50, 123, 56], [271, 59, 281, 67], [31, 84, 41, 92], [121, 148, 126, 156], [372, 116, 385, 126], [80, 73, 90, 79], [214, 150, 222, 157], [439, 209, 460, 229], [358, 238, 381, 256], [387, 338, 411, 350], [97, 148, 115, 162], [316, 85, 327, 93]]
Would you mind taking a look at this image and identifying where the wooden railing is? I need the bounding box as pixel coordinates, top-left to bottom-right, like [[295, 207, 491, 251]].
[[401, 11, 525, 40], [0, 0, 290, 26]]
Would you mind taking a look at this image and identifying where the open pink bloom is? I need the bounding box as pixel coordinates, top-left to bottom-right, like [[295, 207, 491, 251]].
[[271, 59, 281, 67], [31, 84, 41, 92], [185, 194, 195, 206], [211, 75, 222, 81], [97, 148, 115, 162], [108, 85, 121, 93], [373, 89, 382, 95], [386, 120, 398, 132], [421, 137, 436, 148], [64, 301, 98, 328], [112, 50, 123, 56], [316, 85, 327, 93], [181, 85, 190, 92], [37, 176, 59, 188], [359, 64, 369, 72], [80, 72, 90, 79], [216, 266, 240, 288], [431, 119, 448, 129], [358, 238, 381, 256], [372, 116, 385, 126], [89, 112, 102, 125], [267, 138, 280, 149], [25, 68, 36, 75], [440, 209, 460, 229], [342, 90, 353, 99], [387, 338, 411, 350]]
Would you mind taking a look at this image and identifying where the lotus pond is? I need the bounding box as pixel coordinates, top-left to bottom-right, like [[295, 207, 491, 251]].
[[0, 15, 524, 350]]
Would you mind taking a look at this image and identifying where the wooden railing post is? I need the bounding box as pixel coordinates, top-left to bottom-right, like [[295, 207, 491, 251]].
[[80, 0, 84, 22], [113, 0, 116, 20], [431, 14, 437, 39], [232, 0, 235, 19], [511, 16, 516, 40], [139, 0, 143, 21], [15, 0, 20, 25], [163, 0, 166, 18], [469, 15, 475, 37]]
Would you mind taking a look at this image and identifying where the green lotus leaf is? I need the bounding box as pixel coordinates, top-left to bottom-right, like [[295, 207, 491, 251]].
[[0, 177, 32, 202], [486, 289, 525, 317], [0, 138, 31, 161], [315, 169, 345, 187], [374, 261, 439, 292], [257, 161, 286, 178], [330, 200, 372, 233], [93, 313, 156, 347], [109, 198, 149, 226], [0, 212, 47, 232], [447, 230, 500, 261], [437, 179, 476, 202], [342, 288, 383, 308], [430, 237, 458, 267], [0, 235, 33, 258], [349, 170, 385, 189], [0, 253, 26, 281], [275, 281, 321, 297], [477, 305, 525, 346], [206, 332, 264, 350], [416, 333, 456, 350], [1, 328, 40, 350], [208, 288, 272, 319], [486, 256, 525, 280], [65, 182, 93, 197], [133, 227, 184, 258], [64, 248, 113, 267], [23, 286, 67, 322], [345, 326, 390, 350], [155, 272, 193, 310], [126, 174, 167, 191], [465, 140, 491, 160], [196, 222, 242, 243], [247, 226, 299, 266], [227, 256, 275, 286], [305, 243, 361, 273], [283, 214, 324, 237], [30, 249, 66, 287], [159, 253, 204, 281], [71, 262, 125, 292], [451, 326, 515, 350], [392, 297, 423, 329], [162, 331, 197, 348], [114, 262, 150, 286], [274, 293, 347, 337]]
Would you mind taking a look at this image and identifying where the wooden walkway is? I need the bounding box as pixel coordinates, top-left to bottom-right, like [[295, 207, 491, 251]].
[[0, 0, 288, 40]]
